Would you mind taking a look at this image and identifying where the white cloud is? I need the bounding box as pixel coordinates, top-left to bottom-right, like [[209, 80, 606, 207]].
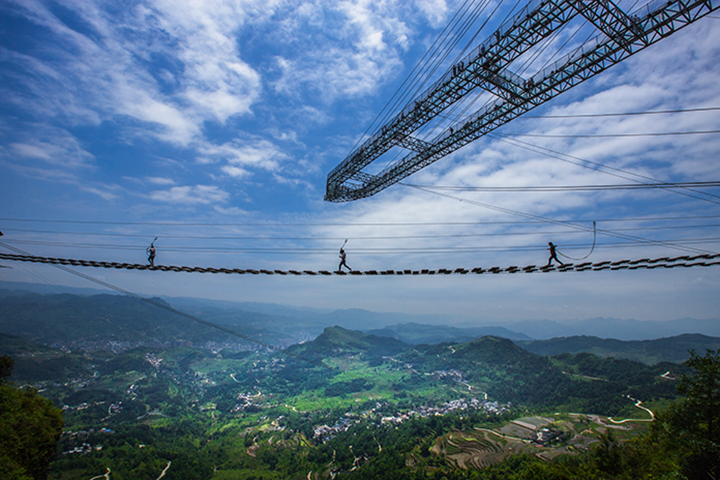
[[150, 184, 229, 204], [221, 165, 251, 178], [146, 176, 176, 185], [6, 126, 95, 168], [270, 0, 411, 101], [214, 205, 248, 215], [1, 0, 267, 146], [414, 0, 449, 28], [200, 138, 288, 177], [1, 159, 121, 200]]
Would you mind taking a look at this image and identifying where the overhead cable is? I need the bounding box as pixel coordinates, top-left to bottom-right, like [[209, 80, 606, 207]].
[[492, 135, 720, 204], [401, 181, 720, 192], [401, 183, 718, 255], [501, 130, 720, 138], [3, 215, 720, 227], [520, 106, 720, 119], [2, 237, 720, 254], [4, 222, 720, 241]]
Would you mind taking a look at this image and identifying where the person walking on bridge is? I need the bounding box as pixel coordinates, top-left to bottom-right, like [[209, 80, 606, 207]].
[[147, 239, 157, 266], [545, 242, 565, 267], [338, 247, 352, 272]]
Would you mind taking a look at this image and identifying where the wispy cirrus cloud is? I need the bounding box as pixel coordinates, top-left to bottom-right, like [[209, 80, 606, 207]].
[[5, 124, 95, 169], [1, 0, 268, 146], [270, 1, 412, 101], [199, 138, 288, 178], [146, 176, 176, 185], [150, 184, 229, 204]]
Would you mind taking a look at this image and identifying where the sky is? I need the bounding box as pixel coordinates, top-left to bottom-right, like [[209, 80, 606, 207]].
[[1, 0, 719, 325]]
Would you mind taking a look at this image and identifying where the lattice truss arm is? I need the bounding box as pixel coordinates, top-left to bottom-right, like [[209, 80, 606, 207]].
[[325, 0, 718, 202]]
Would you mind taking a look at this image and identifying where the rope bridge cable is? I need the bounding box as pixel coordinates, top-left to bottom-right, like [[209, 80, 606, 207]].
[[0, 242, 330, 369], [558, 221, 596, 261], [1, 251, 718, 275]]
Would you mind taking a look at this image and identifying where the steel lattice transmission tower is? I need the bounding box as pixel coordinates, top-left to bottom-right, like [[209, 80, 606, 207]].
[[324, 0, 718, 202]]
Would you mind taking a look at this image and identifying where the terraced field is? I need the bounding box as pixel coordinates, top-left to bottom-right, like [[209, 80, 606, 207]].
[[431, 413, 650, 469]]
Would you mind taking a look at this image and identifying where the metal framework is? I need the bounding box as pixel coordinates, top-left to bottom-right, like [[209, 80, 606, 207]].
[[325, 0, 718, 202]]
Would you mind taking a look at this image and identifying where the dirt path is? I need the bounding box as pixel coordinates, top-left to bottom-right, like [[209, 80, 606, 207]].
[[608, 397, 655, 423], [89, 467, 111, 480], [156, 461, 172, 480]]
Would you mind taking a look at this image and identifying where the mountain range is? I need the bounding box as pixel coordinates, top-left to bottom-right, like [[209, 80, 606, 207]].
[[0, 285, 718, 364]]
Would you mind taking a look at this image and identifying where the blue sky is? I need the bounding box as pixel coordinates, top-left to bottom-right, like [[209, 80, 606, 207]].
[[1, 0, 719, 324]]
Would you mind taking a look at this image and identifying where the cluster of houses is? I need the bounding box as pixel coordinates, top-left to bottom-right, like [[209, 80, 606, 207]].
[[144, 352, 163, 369], [314, 398, 510, 443], [532, 427, 565, 446], [60, 428, 114, 455], [380, 398, 508, 425], [231, 391, 265, 412]]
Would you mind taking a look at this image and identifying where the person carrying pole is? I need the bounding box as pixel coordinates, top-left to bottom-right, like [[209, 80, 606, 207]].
[[338, 239, 351, 272], [147, 237, 157, 266], [545, 242, 564, 267]]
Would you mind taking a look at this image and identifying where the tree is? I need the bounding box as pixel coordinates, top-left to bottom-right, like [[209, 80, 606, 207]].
[[665, 349, 720, 479], [0, 355, 64, 480], [592, 430, 623, 476]]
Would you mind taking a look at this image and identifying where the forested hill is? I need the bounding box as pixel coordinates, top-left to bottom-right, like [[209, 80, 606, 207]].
[[285, 326, 409, 362], [280, 327, 684, 414], [0, 291, 311, 349], [0, 292, 215, 346], [519, 333, 720, 364], [1, 291, 715, 366]]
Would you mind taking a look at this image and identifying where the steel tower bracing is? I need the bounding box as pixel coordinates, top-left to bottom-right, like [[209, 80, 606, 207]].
[[325, 0, 718, 202]]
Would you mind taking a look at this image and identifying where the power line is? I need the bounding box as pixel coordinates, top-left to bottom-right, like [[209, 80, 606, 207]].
[[492, 135, 720, 204], [402, 183, 718, 255], [3, 215, 720, 227], [519, 106, 720, 119], [3, 222, 720, 242], [501, 130, 720, 138], [402, 181, 720, 192], [4, 236, 719, 255]]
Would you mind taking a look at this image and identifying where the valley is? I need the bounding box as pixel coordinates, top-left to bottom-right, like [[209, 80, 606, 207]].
[[0, 290, 714, 479]]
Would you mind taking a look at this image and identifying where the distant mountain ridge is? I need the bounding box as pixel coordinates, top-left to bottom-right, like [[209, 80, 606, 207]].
[[1, 288, 717, 361], [520, 333, 720, 364], [2, 282, 718, 341], [365, 322, 531, 344], [504, 317, 720, 340]]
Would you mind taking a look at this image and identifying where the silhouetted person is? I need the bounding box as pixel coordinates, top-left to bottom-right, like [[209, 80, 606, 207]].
[[545, 242, 564, 267], [147, 241, 156, 266], [338, 247, 351, 272]]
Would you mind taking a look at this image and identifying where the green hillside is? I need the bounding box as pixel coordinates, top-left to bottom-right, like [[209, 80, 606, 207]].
[[0, 323, 707, 480], [286, 325, 408, 361], [0, 292, 310, 349]]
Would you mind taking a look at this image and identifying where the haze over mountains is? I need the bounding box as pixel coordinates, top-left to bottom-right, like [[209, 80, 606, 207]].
[[1, 281, 719, 365], [1, 280, 718, 343]]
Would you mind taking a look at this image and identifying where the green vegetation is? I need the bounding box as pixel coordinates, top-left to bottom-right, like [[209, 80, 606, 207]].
[[0, 355, 64, 480], [2, 317, 719, 479]]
